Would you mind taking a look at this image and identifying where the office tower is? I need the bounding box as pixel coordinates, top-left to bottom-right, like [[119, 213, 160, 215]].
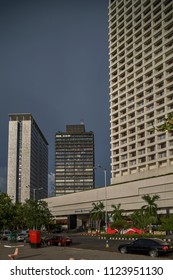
[[7, 113, 48, 203], [55, 124, 95, 196], [109, 0, 173, 185]]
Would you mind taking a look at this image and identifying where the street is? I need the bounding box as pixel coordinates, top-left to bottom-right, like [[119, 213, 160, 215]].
[[0, 233, 173, 260], [68, 234, 173, 259]]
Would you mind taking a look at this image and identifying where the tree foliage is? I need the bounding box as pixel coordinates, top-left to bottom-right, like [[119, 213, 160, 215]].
[[131, 194, 160, 232], [141, 194, 159, 220], [0, 192, 53, 230], [0, 192, 14, 229], [153, 113, 173, 132], [90, 201, 105, 231], [160, 215, 173, 232], [131, 209, 148, 230], [110, 203, 128, 230], [23, 199, 53, 230], [10, 202, 27, 229]]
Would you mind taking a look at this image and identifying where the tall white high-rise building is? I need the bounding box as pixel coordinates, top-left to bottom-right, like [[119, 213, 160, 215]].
[[7, 113, 48, 203], [109, 0, 173, 185]]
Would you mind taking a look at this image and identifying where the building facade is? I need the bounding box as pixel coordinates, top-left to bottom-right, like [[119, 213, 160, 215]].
[[45, 173, 173, 229], [44, 0, 173, 227], [109, 0, 173, 185], [7, 113, 48, 203], [55, 124, 95, 196]]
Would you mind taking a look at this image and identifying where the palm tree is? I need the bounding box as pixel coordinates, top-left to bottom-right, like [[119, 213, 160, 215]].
[[90, 201, 105, 232], [131, 208, 148, 231], [110, 203, 127, 231], [111, 203, 123, 220], [142, 194, 160, 232]]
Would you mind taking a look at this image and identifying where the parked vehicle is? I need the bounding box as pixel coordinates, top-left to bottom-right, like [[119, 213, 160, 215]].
[[118, 238, 173, 257], [0, 230, 11, 240], [44, 235, 72, 246], [16, 233, 29, 242]]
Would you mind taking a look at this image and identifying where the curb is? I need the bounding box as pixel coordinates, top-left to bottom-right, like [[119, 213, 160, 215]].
[[99, 236, 172, 242], [81, 233, 172, 242]]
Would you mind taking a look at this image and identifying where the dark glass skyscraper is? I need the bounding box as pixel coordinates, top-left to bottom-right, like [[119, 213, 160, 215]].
[[55, 124, 95, 196]]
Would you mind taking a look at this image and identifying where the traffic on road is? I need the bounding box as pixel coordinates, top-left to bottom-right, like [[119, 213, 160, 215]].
[[1, 232, 173, 260]]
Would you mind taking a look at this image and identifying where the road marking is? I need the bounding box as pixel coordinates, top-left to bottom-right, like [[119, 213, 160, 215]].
[[4, 245, 24, 248]]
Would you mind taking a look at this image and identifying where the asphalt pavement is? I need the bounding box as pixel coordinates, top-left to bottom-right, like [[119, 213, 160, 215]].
[[0, 233, 172, 260], [0, 242, 158, 260]]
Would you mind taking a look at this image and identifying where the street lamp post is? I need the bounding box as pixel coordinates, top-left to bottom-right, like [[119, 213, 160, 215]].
[[33, 188, 43, 201], [98, 165, 109, 248]]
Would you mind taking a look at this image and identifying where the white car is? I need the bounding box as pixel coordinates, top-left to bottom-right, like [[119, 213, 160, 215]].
[[17, 233, 28, 242]]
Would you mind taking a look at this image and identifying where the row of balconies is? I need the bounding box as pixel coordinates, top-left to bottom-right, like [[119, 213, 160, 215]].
[[109, 0, 172, 35], [112, 126, 167, 136], [111, 136, 172, 150], [114, 155, 164, 167], [111, 160, 166, 173], [110, 27, 172, 60], [113, 144, 172, 158], [116, 111, 167, 123], [109, 0, 170, 15], [111, 128, 171, 140], [109, 0, 171, 23], [110, 68, 173, 87], [110, 46, 172, 74], [110, 13, 172, 45], [112, 162, 165, 175], [111, 69, 173, 86], [110, 14, 172, 42], [111, 121, 164, 134], [113, 151, 172, 163], [112, 95, 170, 108], [109, 0, 172, 25], [110, 83, 172, 98], [113, 75, 173, 91], [112, 158, 170, 171], [110, 42, 172, 68], [111, 61, 173, 81]]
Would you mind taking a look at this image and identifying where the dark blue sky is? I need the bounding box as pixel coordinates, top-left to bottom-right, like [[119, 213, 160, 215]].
[[0, 0, 110, 193]]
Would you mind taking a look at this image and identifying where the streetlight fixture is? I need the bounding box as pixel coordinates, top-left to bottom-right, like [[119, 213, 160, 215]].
[[97, 164, 109, 248], [33, 188, 43, 201]]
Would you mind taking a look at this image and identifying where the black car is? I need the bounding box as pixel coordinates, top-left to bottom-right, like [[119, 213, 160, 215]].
[[118, 238, 173, 257]]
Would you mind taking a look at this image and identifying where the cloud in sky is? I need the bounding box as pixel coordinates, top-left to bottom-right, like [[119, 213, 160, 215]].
[[0, 0, 110, 188]]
